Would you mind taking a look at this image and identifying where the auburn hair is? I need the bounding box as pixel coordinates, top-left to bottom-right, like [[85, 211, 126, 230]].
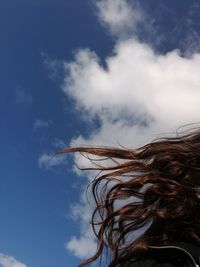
[[57, 125, 200, 266]]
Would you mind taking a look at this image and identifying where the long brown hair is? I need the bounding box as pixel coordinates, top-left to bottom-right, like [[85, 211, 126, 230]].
[[58, 125, 200, 266]]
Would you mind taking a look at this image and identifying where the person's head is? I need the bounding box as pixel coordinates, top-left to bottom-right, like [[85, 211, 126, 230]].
[[58, 125, 200, 267]]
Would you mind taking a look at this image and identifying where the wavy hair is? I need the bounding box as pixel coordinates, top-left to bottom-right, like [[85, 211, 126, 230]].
[[58, 126, 200, 267]]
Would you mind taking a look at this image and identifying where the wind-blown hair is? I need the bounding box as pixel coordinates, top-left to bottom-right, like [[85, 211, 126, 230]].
[[58, 126, 200, 267]]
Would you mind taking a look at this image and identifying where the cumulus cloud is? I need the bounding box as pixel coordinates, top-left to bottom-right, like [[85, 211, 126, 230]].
[[64, 40, 200, 140], [63, 0, 200, 259], [65, 182, 105, 259], [0, 253, 27, 267], [66, 228, 96, 259], [96, 0, 144, 38], [65, 188, 97, 258]]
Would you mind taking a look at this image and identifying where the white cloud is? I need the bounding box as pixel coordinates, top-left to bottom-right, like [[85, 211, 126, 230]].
[[66, 231, 96, 259], [65, 190, 97, 258], [63, 40, 200, 136], [63, 0, 200, 259], [0, 254, 27, 267], [38, 153, 67, 170], [96, 0, 144, 38]]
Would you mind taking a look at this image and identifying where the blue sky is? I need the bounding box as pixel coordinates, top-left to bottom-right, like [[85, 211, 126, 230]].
[[1, 0, 200, 266]]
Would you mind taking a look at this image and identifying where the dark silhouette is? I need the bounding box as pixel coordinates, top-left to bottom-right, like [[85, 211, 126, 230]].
[[57, 125, 200, 266]]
